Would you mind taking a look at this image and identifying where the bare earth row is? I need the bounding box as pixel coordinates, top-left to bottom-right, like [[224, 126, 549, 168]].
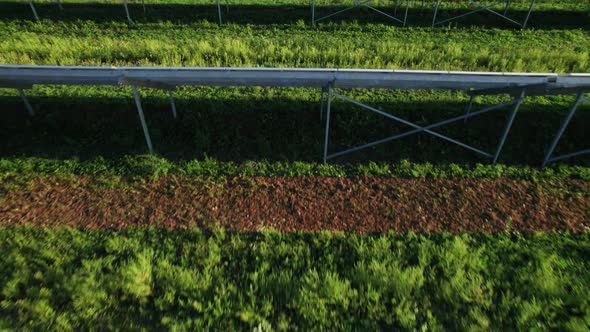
[[1, 176, 589, 233]]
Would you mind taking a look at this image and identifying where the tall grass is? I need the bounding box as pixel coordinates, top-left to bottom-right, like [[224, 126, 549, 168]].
[[0, 228, 588, 330]]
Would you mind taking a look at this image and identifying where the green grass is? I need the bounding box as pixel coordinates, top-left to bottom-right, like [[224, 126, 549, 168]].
[[0, 227, 588, 330], [1, 21, 588, 72], [2, 155, 590, 180]]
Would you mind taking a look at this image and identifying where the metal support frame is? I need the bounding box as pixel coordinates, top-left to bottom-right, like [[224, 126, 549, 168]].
[[18, 89, 35, 116], [322, 86, 525, 163], [312, 0, 410, 26], [123, 0, 134, 24], [217, 0, 222, 24], [131, 86, 154, 153], [432, 0, 536, 28], [123, 77, 179, 152], [319, 85, 328, 122], [27, 0, 65, 22], [169, 90, 177, 119], [122, 0, 146, 24], [27, 0, 40, 22], [542, 92, 590, 166]]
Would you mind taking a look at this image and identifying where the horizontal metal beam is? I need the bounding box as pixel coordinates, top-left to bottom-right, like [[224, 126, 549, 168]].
[[1, 65, 588, 95]]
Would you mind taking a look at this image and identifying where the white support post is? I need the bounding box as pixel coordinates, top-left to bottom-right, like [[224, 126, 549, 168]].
[[323, 84, 333, 163], [319, 86, 327, 122], [169, 90, 177, 119], [432, 0, 441, 26], [492, 90, 525, 164], [464, 95, 475, 123], [217, 0, 222, 24], [503, 0, 511, 15], [403, 0, 409, 26], [312, 0, 315, 25], [131, 86, 154, 153], [123, 0, 133, 24], [28, 0, 40, 21], [522, 0, 536, 29], [18, 89, 35, 116]]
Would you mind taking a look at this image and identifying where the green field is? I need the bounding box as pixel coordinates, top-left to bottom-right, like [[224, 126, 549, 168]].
[[1, 228, 589, 330], [1, 1, 590, 329]]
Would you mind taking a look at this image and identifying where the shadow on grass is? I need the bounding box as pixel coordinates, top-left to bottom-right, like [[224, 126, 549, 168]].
[[1, 2, 588, 29], [1, 93, 589, 166]]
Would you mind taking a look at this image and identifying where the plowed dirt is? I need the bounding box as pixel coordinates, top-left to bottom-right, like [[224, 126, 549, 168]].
[[1, 176, 589, 233]]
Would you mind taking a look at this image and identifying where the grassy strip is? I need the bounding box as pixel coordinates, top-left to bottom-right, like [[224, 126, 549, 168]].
[[1, 156, 589, 180], [1, 0, 588, 72], [1, 22, 587, 72], [0, 227, 588, 330]]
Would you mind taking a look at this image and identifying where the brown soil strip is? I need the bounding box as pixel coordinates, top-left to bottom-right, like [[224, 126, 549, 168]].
[[1, 176, 589, 233]]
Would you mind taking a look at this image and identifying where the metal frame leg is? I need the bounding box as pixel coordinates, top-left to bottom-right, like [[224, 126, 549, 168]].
[[217, 0, 222, 24], [492, 90, 525, 164], [403, 0, 409, 26], [522, 0, 536, 29], [142, 0, 146, 12], [503, 0, 511, 15], [464, 95, 475, 123], [123, 0, 133, 24], [55, 0, 63, 10], [18, 89, 35, 116], [323, 90, 525, 163], [169, 90, 177, 119], [319, 86, 326, 122], [542, 92, 589, 166], [131, 86, 154, 153], [323, 84, 333, 162], [432, 0, 441, 26], [28, 0, 40, 21]]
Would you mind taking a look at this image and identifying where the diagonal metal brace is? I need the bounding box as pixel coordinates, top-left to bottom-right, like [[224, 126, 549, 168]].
[[323, 87, 525, 163], [130, 86, 154, 153], [432, 0, 536, 28], [28, 0, 40, 21], [542, 92, 590, 166], [312, 0, 409, 26], [18, 89, 35, 116]]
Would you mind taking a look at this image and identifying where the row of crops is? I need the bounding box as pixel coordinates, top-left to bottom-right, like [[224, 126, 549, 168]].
[[0, 0, 589, 330]]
